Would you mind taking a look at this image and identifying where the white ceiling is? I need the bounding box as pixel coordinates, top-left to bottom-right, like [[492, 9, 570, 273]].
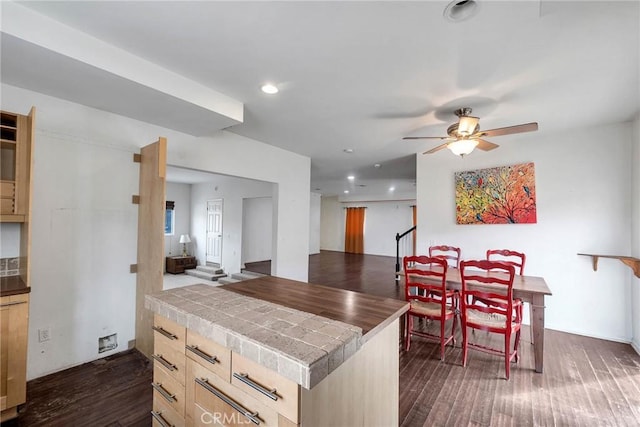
[[2, 1, 639, 196]]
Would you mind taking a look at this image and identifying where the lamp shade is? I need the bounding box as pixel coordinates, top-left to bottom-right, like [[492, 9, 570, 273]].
[[448, 139, 479, 156], [179, 234, 191, 244]]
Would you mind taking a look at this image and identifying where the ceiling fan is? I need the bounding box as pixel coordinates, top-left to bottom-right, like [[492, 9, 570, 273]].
[[403, 107, 538, 156]]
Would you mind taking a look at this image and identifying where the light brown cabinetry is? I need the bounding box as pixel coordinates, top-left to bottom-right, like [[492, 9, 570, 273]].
[[151, 315, 186, 427], [0, 109, 34, 222], [0, 293, 29, 422], [0, 108, 34, 422]]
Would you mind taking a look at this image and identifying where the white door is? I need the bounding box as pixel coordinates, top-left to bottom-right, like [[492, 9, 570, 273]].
[[206, 200, 223, 265]]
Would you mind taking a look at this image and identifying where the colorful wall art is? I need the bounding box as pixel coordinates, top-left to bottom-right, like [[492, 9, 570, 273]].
[[455, 162, 537, 224]]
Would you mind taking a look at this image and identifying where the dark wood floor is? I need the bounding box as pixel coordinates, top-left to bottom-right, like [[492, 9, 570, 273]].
[[10, 251, 640, 426]]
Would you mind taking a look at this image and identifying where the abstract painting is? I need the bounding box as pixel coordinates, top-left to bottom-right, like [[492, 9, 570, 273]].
[[455, 162, 537, 224]]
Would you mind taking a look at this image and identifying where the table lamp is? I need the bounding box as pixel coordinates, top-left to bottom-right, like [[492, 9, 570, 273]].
[[179, 234, 191, 257]]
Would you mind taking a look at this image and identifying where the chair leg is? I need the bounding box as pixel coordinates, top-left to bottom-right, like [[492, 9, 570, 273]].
[[514, 328, 521, 363], [440, 317, 446, 361], [505, 334, 510, 380], [405, 314, 412, 352], [450, 313, 458, 346], [461, 323, 468, 367]]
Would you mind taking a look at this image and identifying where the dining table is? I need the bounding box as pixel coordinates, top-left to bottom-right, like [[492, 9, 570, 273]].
[[402, 267, 552, 373]]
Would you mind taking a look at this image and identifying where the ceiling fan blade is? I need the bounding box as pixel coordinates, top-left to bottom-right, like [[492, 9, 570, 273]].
[[478, 122, 538, 137], [475, 139, 499, 151], [403, 136, 451, 140], [423, 142, 449, 154]]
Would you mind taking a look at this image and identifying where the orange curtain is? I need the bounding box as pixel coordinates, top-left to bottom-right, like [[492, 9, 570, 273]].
[[345, 207, 365, 254], [412, 205, 417, 256]]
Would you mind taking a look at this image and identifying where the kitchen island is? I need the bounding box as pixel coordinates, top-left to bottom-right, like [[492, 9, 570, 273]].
[[145, 276, 408, 426]]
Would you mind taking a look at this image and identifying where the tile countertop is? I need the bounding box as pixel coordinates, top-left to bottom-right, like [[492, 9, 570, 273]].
[[145, 278, 408, 390]]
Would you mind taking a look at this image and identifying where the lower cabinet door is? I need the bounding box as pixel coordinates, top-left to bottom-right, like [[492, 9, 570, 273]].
[[190, 361, 280, 427]]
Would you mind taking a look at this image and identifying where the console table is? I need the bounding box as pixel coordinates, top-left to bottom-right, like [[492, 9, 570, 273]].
[[165, 256, 196, 274]]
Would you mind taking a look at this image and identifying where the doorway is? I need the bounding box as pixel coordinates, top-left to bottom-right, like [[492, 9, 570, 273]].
[[206, 199, 223, 265]]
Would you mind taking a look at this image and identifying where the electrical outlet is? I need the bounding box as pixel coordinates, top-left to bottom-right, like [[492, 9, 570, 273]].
[[38, 327, 51, 342]]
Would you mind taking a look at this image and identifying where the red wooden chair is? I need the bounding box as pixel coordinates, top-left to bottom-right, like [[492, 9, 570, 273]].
[[403, 256, 458, 360], [459, 260, 523, 380], [428, 245, 461, 269], [486, 249, 526, 275], [482, 249, 533, 343]]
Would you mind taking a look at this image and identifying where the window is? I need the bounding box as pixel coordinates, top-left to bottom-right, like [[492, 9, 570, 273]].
[[165, 201, 175, 235]]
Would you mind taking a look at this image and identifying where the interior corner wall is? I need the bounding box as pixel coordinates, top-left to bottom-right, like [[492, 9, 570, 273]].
[[1, 83, 310, 380], [190, 176, 273, 275], [309, 192, 321, 254], [631, 114, 640, 354], [1, 84, 178, 379], [165, 182, 192, 260], [416, 122, 634, 342], [168, 132, 310, 282]]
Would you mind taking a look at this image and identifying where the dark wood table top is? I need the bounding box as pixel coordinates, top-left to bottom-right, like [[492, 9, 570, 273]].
[[222, 275, 409, 339], [0, 275, 30, 297]]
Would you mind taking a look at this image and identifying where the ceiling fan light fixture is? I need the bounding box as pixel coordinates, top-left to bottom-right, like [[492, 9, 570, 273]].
[[458, 116, 479, 136], [444, 0, 479, 23], [448, 139, 479, 156]]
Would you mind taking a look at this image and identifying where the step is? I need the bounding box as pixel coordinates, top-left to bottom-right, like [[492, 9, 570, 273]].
[[206, 262, 221, 268], [185, 269, 227, 281], [231, 272, 265, 281], [196, 265, 224, 275], [217, 277, 241, 285]]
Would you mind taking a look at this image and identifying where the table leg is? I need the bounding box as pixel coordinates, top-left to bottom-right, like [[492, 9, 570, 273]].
[[531, 294, 545, 373]]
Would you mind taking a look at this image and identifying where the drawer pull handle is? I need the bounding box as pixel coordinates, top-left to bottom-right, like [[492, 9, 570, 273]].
[[151, 382, 177, 403], [233, 372, 279, 401], [195, 377, 261, 425], [152, 326, 178, 340], [150, 410, 174, 427], [186, 344, 219, 365], [152, 354, 177, 372]]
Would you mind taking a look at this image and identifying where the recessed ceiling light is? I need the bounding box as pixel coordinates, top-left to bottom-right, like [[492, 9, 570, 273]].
[[343, 148, 354, 153], [347, 175, 355, 181], [261, 83, 279, 94], [444, 0, 479, 23], [374, 163, 381, 168], [344, 190, 349, 194], [389, 186, 395, 191]]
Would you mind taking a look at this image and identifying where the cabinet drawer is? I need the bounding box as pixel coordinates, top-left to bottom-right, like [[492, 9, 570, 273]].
[[191, 360, 280, 427], [154, 315, 186, 350], [153, 362, 186, 417], [154, 335, 186, 386], [231, 353, 299, 424], [186, 330, 231, 382], [152, 394, 185, 427]]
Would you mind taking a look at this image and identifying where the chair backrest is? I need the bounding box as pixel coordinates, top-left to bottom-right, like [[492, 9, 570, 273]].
[[460, 260, 516, 327], [403, 255, 448, 304], [486, 249, 525, 275], [428, 245, 461, 269]]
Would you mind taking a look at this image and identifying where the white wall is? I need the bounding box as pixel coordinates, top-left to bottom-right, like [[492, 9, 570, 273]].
[[168, 132, 310, 281], [320, 197, 415, 257], [2, 83, 310, 380], [631, 114, 640, 354], [320, 196, 342, 251], [309, 192, 321, 254], [164, 182, 192, 259], [190, 177, 273, 275], [417, 122, 634, 342], [242, 197, 273, 264]]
